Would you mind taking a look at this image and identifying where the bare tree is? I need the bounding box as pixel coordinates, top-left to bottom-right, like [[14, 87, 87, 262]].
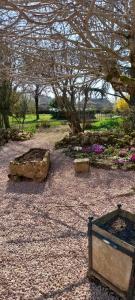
[[30, 84, 45, 121], [1, 1, 135, 125], [52, 78, 82, 134]]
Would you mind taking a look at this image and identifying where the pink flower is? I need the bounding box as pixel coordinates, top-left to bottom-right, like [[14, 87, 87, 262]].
[[131, 154, 135, 162], [114, 157, 129, 164], [130, 147, 135, 153], [82, 146, 91, 153], [119, 149, 128, 157], [117, 158, 126, 164], [91, 144, 105, 154]]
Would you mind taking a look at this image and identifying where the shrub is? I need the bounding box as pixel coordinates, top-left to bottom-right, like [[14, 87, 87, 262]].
[[114, 98, 130, 114], [40, 120, 50, 128]]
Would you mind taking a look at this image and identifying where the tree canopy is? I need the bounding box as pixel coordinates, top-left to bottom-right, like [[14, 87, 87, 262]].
[[1, 1, 135, 130]]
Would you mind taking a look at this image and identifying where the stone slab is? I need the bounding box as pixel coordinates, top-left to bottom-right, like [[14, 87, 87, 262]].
[[74, 158, 90, 173]]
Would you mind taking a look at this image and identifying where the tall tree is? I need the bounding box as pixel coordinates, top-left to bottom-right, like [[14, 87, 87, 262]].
[[0, 80, 11, 128], [33, 85, 45, 120]]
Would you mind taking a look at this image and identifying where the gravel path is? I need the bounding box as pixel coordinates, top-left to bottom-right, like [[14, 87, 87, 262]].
[[0, 127, 135, 300]]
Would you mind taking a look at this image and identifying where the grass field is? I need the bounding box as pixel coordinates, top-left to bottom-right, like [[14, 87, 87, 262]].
[[91, 116, 123, 131], [9, 114, 123, 133], [9, 114, 65, 133]]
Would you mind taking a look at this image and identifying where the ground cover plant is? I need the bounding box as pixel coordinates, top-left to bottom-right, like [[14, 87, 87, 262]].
[[56, 127, 135, 170], [64, 144, 135, 170]]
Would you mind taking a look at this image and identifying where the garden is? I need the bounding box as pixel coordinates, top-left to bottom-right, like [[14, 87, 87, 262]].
[[1, 1, 135, 299], [1, 106, 135, 299], [56, 126, 135, 171], [0, 125, 135, 300]]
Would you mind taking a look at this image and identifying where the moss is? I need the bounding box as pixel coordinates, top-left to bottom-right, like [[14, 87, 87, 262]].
[[120, 75, 135, 86]]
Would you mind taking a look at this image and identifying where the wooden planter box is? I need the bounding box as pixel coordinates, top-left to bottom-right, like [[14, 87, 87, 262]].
[[9, 148, 50, 182], [88, 205, 135, 299]]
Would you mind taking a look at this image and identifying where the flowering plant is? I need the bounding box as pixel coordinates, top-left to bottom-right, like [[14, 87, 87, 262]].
[[115, 158, 126, 164], [91, 144, 105, 154], [74, 146, 82, 151], [119, 148, 128, 157], [113, 156, 130, 164], [82, 146, 92, 153], [130, 147, 135, 153], [130, 154, 135, 162]]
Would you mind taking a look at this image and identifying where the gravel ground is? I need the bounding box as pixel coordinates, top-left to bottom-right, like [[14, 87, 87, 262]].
[[0, 127, 135, 300]]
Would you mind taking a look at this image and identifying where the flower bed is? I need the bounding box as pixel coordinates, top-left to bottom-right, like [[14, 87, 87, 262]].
[[56, 131, 135, 170], [64, 144, 135, 170], [55, 130, 135, 149]]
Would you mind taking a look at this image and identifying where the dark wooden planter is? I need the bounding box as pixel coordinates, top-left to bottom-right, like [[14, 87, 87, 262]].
[[88, 205, 135, 299]]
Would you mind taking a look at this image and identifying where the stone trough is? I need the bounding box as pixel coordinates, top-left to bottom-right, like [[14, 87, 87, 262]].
[[88, 205, 135, 299], [9, 148, 50, 182]]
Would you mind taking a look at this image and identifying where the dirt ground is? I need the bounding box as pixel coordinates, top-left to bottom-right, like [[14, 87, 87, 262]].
[[0, 126, 135, 300]]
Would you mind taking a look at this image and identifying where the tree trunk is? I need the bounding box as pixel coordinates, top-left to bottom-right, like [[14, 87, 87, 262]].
[[0, 114, 3, 128], [2, 112, 10, 129], [35, 85, 40, 120], [82, 87, 89, 131], [68, 111, 82, 134], [128, 90, 135, 130], [53, 84, 82, 135], [35, 94, 39, 120], [126, 30, 135, 129], [68, 88, 82, 134]]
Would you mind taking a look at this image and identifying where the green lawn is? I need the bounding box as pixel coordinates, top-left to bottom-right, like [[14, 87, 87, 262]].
[[10, 113, 52, 123], [9, 114, 66, 133], [91, 116, 123, 131], [9, 114, 123, 133]]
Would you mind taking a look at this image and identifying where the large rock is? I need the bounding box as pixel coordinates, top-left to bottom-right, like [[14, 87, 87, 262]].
[[0, 128, 33, 149], [92, 158, 114, 169], [10, 130, 32, 141]]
